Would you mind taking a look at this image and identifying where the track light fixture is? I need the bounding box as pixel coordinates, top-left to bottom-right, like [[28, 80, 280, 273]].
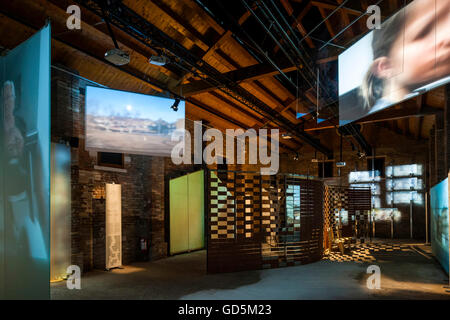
[[171, 98, 180, 112], [149, 55, 168, 66]]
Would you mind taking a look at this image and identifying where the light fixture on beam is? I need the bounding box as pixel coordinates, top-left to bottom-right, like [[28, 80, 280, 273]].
[[171, 98, 180, 112], [105, 48, 130, 66], [149, 55, 168, 66], [282, 133, 292, 139]]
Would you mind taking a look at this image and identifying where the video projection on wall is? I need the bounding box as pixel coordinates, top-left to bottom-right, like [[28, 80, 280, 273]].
[[430, 178, 449, 274], [85, 86, 185, 157], [0, 25, 51, 299], [339, 0, 450, 125]]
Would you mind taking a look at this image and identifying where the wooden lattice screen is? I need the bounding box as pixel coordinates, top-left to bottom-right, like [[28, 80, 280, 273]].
[[207, 170, 324, 273], [323, 185, 372, 252]]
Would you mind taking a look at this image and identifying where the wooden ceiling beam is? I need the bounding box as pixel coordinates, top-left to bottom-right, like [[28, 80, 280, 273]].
[[173, 10, 251, 87], [274, 1, 315, 53], [0, 12, 166, 94], [176, 62, 297, 96], [316, 56, 338, 64], [317, 6, 337, 40], [336, 0, 354, 38], [280, 0, 294, 16], [150, 0, 217, 49], [188, 98, 298, 153], [8, 0, 182, 89], [206, 91, 266, 127], [311, 1, 363, 16]]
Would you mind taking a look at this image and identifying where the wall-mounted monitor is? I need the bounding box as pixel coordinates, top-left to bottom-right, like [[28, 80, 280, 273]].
[[339, 0, 450, 125], [85, 86, 185, 157]]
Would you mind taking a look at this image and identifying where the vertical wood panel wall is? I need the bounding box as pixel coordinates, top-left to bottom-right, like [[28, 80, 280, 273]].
[[323, 186, 372, 252]]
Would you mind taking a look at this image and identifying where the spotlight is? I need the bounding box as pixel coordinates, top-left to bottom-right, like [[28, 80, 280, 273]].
[[149, 55, 168, 66], [357, 151, 366, 159], [171, 98, 180, 112], [293, 153, 299, 161], [282, 133, 292, 139]]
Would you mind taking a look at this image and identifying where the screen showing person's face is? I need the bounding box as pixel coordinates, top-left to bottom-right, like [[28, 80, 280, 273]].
[[389, 0, 450, 91], [339, 0, 450, 125]]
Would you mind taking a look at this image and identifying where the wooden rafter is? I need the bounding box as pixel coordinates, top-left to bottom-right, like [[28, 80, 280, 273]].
[[311, 1, 362, 16], [173, 10, 251, 87], [176, 62, 297, 96]]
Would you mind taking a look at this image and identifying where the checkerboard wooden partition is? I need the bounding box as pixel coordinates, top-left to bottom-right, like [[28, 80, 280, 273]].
[[207, 170, 324, 273], [323, 185, 371, 252]]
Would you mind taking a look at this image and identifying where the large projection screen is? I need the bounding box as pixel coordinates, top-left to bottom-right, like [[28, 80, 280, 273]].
[[339, 0, 450, 125], [0, 25, 51, 299], [430, 177, 449, 274], [85, 86, 185, 157]]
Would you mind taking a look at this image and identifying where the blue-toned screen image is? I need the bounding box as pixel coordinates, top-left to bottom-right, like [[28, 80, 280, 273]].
[[430, 178, 449, 274], [0, 25, 51, 299], [85, 86, 185, 157]]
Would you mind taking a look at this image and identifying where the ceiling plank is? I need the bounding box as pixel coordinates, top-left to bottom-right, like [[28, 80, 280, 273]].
[[311, 1, 363, 16], [317, 6, 337, 40], [173, 10, 252, 87], [177, 62, 297, 96]]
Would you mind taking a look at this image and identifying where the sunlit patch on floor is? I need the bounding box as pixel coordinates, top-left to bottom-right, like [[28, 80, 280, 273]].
[[324, 243, 413, 263]]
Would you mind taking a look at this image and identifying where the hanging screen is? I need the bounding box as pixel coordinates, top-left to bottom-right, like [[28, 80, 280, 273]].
[[85, 86, 185, 157], [430, 178, 449, 274], [339, 0, 450, 125], [0, 25, 51, 299]]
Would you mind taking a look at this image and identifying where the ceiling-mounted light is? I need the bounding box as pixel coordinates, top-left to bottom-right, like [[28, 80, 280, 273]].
[[149, 55, 168, 66], [282, 133, 292, 139], [102, 8, 129, 66], [105, 48, 130, 66], [171, 98, 180, 112]]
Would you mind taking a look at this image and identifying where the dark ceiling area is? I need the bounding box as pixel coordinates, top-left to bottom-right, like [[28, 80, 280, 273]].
[[0, 0, 441, 157]]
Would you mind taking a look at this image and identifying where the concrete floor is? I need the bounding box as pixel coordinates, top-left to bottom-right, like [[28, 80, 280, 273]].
[[51, 241, 450, 300]]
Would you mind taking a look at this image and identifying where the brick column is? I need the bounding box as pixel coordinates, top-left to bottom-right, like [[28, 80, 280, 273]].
[[149, 157, 167, 260]]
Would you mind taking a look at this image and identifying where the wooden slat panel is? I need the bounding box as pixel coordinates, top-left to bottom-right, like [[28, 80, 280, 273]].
[[207, 170, 324, 273]]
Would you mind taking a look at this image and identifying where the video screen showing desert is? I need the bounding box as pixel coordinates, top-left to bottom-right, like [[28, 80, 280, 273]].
[[85, 86, 185, 156]]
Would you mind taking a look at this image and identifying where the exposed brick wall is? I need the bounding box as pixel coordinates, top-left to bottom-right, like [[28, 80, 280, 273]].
[[51, 66, 178, 272]]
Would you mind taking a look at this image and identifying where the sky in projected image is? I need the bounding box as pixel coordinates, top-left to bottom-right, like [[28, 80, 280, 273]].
[[85, 86, 185, 157], [86, 86, 184, 123], [339, 0, 450, 125]]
